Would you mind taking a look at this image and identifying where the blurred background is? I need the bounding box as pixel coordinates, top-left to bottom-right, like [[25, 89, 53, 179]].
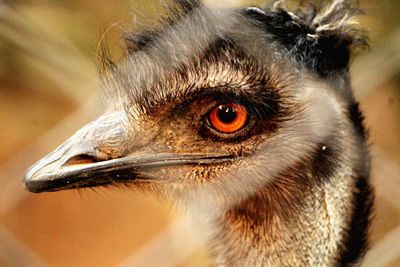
[[0, 0, 399, 266]]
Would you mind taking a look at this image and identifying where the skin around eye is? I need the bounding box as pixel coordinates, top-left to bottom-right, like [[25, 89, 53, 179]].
[[208, 103, 248, 133]]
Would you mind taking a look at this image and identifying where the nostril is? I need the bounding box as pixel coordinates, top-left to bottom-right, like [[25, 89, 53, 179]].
[[62, 154, 100, 166]]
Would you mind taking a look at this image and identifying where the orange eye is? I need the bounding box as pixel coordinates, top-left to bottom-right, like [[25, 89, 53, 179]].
[[208, 103, 248, 133]]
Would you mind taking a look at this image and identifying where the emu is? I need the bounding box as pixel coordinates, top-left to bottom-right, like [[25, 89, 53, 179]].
[[24, 0, 374, 266]]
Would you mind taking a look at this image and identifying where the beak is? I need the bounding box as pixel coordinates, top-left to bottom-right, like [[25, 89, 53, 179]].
[[24, 112, 232, 193]]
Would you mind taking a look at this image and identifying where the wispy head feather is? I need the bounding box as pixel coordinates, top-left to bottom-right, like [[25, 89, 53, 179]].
[[246, 0, 367, 76]]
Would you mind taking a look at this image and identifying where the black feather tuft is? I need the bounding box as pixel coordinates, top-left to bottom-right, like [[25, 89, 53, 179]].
[[244, 0, 368, 77], [124, 0, 202, 53], [348, 102, 367, 138], [338, 174, 374, 266], [124, 30, 159, 53], [173, 0, 201, 14]]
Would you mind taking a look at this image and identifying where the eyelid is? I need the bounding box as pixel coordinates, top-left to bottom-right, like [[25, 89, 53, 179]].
[[173, 86, 279, 124]]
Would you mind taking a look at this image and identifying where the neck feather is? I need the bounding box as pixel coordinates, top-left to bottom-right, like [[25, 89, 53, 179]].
[[208, 154, 372, 266]]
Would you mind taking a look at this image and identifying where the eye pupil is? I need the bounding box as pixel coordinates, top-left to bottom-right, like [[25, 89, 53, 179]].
[[217, 105, 237, 124]]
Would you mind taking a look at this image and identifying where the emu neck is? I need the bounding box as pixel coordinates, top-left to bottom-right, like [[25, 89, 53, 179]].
[[208, 173, 356, 267]]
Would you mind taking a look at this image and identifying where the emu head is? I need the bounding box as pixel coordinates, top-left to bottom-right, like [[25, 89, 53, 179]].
[[25, 0, 369, 221], [24, 1, 374, 265]]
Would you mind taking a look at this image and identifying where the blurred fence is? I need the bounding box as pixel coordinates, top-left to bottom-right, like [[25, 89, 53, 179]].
[[0, 0, 399, 266]]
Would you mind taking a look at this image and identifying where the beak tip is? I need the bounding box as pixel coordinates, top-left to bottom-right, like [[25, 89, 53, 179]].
[[23, 165, 48, 193], [23, 174, 41, 193], [23, 182, 40, 193]]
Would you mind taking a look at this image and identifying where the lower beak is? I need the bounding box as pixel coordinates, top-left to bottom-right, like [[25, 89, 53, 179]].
[[24, 112, 232, 193], [24, 153, 231, 193]]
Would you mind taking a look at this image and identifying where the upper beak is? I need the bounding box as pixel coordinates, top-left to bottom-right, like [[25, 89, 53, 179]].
[[24, 112, 232, 193]]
